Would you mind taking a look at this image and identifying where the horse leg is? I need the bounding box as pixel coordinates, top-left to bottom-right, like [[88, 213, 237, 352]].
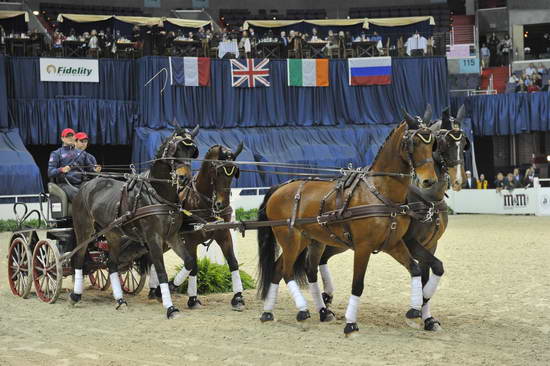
[[149, 235, 181, 319], [260, 255, 283, 322], [147, 261, 160, 300], [169, 239, 197, 308], [215, 230, 245, 311], [318, 245, 347, 307], [102, 232, 128, 310], [186, 243, 202, 309], [305, 241, 334, 322], [385, 240, 424, 328], [409, 241, 443, 331], [69, 215, 95, 306], [343, 243, 372, 336]]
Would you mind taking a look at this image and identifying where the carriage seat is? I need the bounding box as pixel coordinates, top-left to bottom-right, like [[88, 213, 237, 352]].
[[48, 182, 72, 218]]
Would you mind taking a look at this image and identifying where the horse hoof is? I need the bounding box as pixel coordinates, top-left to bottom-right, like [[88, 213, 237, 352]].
[[319, 307, 335, 322], [296, 310, 311, 322], [424, 317, 442, 331], [344, 322, 359, 337], [115, 298, 128, 311], [405, 308, 423, 329], [69, 292, 81, 306], [187, 296, 203, 309], [322, 292, 333, 306], [231, 293, 245, 311], [167, 306, 181, 319], [260, 312, 274, 322]]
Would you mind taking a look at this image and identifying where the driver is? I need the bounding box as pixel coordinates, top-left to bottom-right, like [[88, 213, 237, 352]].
[[74, 132, 102, 173], [47, 128, 87, 200]]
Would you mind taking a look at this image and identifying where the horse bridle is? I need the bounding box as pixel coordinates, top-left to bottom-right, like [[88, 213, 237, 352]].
[[402, 127, 436, 169], [161, 132, 199, 189], [434, 129, 470, 171]]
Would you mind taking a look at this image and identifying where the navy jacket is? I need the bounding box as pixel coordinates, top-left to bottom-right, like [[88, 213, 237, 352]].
[[47, 145, 87, 185]]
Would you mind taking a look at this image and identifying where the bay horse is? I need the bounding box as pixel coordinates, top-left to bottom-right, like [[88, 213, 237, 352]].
[[316, 106, 470, 331], [70, 126, 199, 319], [148, 144, 246, 310], [257, 118, 438, 335]]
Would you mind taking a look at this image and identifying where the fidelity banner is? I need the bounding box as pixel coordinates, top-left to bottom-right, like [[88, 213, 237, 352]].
[[39, 58, 99, 83]]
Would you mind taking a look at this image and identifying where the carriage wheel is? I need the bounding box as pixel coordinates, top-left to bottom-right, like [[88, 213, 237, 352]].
[[120, 262, 146, 295], [32, 240, 63, 303], [89, 268, 110, 291], [7, 237, 33, 298]]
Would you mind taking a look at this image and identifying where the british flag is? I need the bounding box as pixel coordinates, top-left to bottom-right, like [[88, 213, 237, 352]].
[[230, 58, 271, 87]]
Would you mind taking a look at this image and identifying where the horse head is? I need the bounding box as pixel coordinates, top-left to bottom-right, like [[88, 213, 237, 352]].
[[204, 143, 243, 213], [159, 122, 200, 179], [436, 105, 469, 191]]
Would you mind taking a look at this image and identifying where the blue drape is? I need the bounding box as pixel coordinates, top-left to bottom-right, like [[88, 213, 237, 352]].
[[0, 56, 8, 128], [0, 128, 44, 194], [9, 99, 138, 145], [139, 56, 449, 129], [132, 125, 394, 187], [451, 93, 550, 136], [5, 57, 138, 100]]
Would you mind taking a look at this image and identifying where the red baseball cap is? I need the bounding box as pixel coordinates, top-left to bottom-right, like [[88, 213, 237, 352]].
[[75, 132, 89, 141], [61, 128, 75, 137]]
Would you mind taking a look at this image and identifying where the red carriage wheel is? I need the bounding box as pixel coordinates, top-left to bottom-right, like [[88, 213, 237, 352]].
[[88, 268, 110, 291], [120, 262, 146, 295], [7, 236, 33, 298], [32, 240, 63, 303]]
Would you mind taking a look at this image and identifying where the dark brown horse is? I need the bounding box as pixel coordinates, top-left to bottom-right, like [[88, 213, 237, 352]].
[[257, 119, 438, 335], [70, 126, 199, 319], [148, 144, 245, 310], [317, 106, 470, 331]]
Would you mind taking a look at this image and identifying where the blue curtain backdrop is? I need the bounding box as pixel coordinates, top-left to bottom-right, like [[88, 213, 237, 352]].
[[451, 93, 550, 136], [0, 128, 44, 195], [132, 125, 394, 187], [139, 56, 449, 129], [0, 56, 8, 128]]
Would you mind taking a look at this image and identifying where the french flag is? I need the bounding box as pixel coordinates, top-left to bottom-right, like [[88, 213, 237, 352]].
[[348, 57, 392, 86], [169, 57, 211, 87]]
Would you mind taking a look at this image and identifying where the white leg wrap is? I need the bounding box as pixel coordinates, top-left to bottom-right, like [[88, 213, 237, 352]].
[[287, 280, 307, 311], [423, 274, 441, 300], [411, 276, 423, 310], [149, 264, 159, 289], [187, 275, 198, 297], [345, 295, 361, 323], [173, 267, 191, 286], [319, 264, 334, 295], [160, 283, 173, 309], [231, 270, 244, 294], [263, 283, 279, 311], [308, 282, 325, 311], [74, 269, 84, 294], [110, 272, 123, 300], [421, 301, 432, 321]]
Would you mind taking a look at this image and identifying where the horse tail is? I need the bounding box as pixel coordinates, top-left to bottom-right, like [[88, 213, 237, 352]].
[[257, 185, 280, 300]]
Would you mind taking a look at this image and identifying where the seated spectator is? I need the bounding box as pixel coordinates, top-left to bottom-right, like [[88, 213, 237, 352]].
[[323, 30, 338, 56], [537, 63, 547, 75], [481, 43, 490, 68], [188, 31, 196, 41], [525, 63, 537, 77], [523, 166, 536, 187], [175, 30, 185, 41], [508, 73, 519, 84], [504, 173, 519, 191], [476, 173, 488, 189], [52, 29, 64, 49], [66, 28, 77, 41], [542, 79, 550, 92], [370, 31, 382, 42], [494, 172, 505, 193], [197, 27, 206, 40], [515, 79, 528, 93], [512, 168, 522, 187], [463, 170, 475, 189]]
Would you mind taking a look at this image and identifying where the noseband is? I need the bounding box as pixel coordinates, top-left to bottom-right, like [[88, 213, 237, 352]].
[[434, 129, 468, 170]]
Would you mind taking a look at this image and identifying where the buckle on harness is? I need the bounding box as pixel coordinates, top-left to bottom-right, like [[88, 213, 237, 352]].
[[422, 202, 436, 223], [390, 222, 397, 230], [317, 216, 327, 226], [400, 205, 410, 215]]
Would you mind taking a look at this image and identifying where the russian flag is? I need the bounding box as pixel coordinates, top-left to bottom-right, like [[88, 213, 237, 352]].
[[348, 57, 392, 86], [169, 57, 211, 87]]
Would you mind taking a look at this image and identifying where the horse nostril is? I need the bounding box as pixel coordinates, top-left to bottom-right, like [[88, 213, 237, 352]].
[[423, 179, 434, 187]]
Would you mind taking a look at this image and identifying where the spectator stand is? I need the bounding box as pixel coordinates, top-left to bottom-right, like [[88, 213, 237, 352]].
[[0, 11, 31, 56]]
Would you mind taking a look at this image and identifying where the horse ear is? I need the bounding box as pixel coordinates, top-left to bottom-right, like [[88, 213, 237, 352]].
[[190, 125, 199, 138], [440, 107, 452, 130], [423, 104, 433, 124], [170, 118, 180, 128], [402, 108, 418, 129], [233, 142, 244, 159], [429, 120, 442, 132], [456, 104, 466, 124]]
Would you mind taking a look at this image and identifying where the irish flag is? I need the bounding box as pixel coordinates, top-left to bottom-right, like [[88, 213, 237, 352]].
[[348, 57, 392, 86], [287, 59, 329, 87], [169, 57, 211, 86]]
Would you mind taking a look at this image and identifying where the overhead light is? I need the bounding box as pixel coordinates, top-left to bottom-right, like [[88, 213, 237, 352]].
[[273, 16, 276, 20], [546, 155, 550, 162], [32, 10, 39, 15]]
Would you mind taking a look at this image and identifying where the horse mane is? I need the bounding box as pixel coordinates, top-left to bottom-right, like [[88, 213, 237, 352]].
[[368, 122, 406, 170], [155, 132, 175, 159]]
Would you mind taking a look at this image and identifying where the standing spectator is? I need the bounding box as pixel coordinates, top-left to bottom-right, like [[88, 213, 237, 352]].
[[537, 63, 547, 75], [487, 32, 500, 66], [512, 168, 522, 187], [463, 170, 475, 189], [525, 63, 536, 77], [523, 167, 536, 187], [480, 43, 490, 68], [499, 34, 512, 66], [476, 173, 489, 189], [239, 30, 251, 58], [52, 29, 64, 50], [311, 27, 319, 41], [494, 172, 505, 193], [88, 29, 99, 57], [279, 31, 289, 58]]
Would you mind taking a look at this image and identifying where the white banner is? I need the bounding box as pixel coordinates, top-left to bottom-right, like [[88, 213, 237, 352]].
[[39, 58, 99, 83]]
